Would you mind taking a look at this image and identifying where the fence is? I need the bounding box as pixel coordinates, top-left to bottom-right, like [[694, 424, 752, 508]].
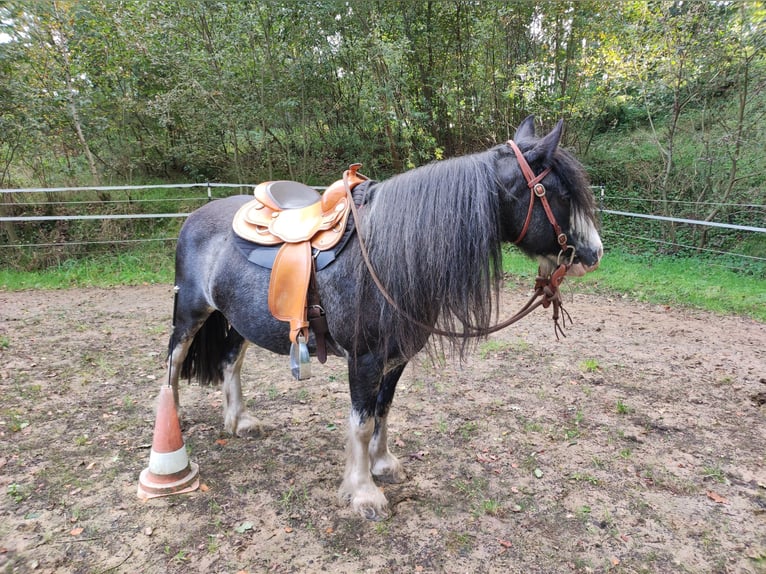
[[592, 187, 766, 269], [1, 183, 765, 269]]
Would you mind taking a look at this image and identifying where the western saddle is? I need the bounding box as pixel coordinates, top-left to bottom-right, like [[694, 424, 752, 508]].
[[232, 164, 367, 378]]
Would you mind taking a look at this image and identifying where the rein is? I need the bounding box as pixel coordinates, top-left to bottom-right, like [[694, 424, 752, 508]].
[[344, 142, 574, 340]]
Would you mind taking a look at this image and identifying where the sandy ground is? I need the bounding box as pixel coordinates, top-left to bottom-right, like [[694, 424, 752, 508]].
[[1, 282, 764, 574]]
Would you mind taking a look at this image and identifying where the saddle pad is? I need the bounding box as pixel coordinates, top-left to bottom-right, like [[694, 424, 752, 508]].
[[232, 227, 350, 271]]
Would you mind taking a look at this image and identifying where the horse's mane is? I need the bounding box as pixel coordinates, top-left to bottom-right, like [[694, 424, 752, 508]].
[[355, 149, 504, 360]]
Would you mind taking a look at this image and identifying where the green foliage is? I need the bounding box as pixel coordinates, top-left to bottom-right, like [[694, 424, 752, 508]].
[[1, 0, 764, 293]]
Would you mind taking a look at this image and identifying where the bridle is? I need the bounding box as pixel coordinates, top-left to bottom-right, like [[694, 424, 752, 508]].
[[344, 141, 576, 341], [506, 139, 575, 267]]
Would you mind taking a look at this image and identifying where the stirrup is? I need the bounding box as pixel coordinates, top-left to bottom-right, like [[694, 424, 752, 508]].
[[290, 332, 311, 380]]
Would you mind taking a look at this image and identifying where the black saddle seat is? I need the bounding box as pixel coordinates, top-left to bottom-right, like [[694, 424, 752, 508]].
[[265, 181, 320, 209]]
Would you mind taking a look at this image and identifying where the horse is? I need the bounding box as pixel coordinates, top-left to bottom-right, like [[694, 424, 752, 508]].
[[166, 116, 603, 520]]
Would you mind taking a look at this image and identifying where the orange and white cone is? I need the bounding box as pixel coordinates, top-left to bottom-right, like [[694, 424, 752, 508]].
[[137, 385, 199, 499]]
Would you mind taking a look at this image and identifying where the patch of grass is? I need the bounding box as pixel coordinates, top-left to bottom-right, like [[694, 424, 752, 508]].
[[562, 409, 584, 441], [702, 465, 728, 484], [445, 531, 476, 555], [0, 249, 175, 290], [452, 476, 489, 499], [570, 472, 600, 486], [616, 399, 631, 415], [457, 420, 478, 440], [575, 505, 592, 520], [591, 456, 607, 469], [478, 339, 511, 359], [278, 484, 309, 515], [503, 248, 765, 322], [4, 409, 29, 432], [520, 417, 544, 433], [7, 483, 27, 503], [579, 358, 601, 373], [206, 535, 219, 554], [480, 498, 502, 516]]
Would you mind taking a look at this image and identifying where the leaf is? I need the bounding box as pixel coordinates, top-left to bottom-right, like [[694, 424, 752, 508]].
[[706, 490, 728, 504], [234, 521, 254, 533], [498, 539, 512, 548], [215, 439, 227, 446], [70, 527, 84, 536]]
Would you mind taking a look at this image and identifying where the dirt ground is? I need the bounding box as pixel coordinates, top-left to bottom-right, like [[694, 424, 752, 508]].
[[1, 281, 764, 574]]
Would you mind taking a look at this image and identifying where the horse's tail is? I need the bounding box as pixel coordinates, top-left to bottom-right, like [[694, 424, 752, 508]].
[[171, 311, 230, 385]]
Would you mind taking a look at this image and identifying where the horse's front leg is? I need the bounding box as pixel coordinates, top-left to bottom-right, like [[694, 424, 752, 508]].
[[220, 330, 263, 437], [368, 364, 407, 484], [338, 355, 389, 520]]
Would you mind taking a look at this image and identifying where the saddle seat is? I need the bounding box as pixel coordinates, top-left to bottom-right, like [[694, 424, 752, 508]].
[[231, 165, 367, 355]]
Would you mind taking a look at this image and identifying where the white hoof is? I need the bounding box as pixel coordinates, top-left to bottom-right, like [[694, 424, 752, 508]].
[[371, 455, 407, 484], [224, 411, 264, 438], [338, 482, 389, 521]]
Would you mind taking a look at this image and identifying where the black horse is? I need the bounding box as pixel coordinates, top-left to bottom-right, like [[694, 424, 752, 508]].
[[167, 116, 603, 519]]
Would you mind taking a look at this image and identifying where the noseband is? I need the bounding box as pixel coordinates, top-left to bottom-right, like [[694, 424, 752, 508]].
[[506, 140, 574, 266]]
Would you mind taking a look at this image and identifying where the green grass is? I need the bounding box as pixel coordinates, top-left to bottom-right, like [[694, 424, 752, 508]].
[[503, 248, 765, 322], [0, 249, 175, 290], [0, 244, 763, 323]]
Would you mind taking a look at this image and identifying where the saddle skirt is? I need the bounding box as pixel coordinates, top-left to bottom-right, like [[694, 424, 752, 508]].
[[231, 165, 367, 349]]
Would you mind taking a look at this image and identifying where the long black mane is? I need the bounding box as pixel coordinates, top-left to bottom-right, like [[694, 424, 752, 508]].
[[356, 148, 505, 359]]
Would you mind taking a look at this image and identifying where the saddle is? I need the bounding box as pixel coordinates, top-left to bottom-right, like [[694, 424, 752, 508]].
[[232, 164, 367, 377]]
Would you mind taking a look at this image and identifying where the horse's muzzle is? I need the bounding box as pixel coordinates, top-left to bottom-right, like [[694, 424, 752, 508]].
[[567, 244, 603, 277]]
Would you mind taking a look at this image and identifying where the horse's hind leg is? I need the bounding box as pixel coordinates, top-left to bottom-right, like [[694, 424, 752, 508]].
[[167, 336, 193, 408], [220, 328, 263, 437], [369, 363, 407, 484]]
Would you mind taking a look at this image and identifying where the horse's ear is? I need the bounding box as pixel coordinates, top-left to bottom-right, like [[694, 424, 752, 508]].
[[514, 115, 536, 142], [526, 119, 563, 165]]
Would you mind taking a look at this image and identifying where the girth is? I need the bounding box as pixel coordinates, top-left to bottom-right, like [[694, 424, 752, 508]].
[[232, 164, 368, 365]]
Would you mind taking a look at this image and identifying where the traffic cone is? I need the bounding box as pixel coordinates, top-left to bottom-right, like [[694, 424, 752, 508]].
[[137, 385, 199, 499]]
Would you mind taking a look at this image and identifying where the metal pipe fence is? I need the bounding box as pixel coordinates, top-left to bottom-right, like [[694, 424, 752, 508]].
[[1, 183, 764, 267]]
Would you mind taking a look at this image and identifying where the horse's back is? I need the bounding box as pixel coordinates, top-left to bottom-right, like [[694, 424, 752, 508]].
[[180, 195, 251, 240], [175, 195, 252, 290]]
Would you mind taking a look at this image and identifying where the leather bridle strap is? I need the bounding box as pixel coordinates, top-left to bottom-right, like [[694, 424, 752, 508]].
[[506, 140, 570, 255]]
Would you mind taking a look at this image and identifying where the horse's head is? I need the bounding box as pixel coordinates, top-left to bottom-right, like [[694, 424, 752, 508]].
[[498, 115, 603, 277]]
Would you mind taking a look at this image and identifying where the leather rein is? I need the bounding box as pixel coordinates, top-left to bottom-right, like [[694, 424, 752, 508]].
[[345, 140, 575, 340]]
